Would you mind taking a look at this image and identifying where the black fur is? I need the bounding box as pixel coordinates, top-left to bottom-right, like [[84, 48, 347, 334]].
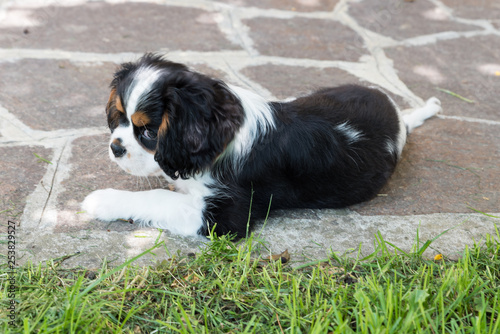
[[201, 85, 401, 237], [155, 71, 244, 180]]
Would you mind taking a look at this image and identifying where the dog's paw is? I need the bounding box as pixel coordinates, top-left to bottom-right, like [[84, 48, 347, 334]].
[[425, 97, 442, 115], [81, 189, 129, 221]]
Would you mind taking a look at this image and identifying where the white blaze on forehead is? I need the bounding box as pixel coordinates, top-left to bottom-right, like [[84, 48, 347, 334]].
[[125, 66, 163, 119]]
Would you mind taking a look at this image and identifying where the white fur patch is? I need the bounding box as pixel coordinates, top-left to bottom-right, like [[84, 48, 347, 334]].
[[368, 86, 407, 157], [108, 125, 161, 177], [219, 84, 276, 169], [403, 97, 442, 133], [82, 188, 204, 236], [393, 111, 407, 158], [384, 91, 407, 158], [336, 121, 364, 144], [82, 172, 216, 237]]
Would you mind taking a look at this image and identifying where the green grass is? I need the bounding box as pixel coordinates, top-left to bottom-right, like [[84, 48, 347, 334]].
[[436, 87, 475, 104], [1, 226, 500, 333]]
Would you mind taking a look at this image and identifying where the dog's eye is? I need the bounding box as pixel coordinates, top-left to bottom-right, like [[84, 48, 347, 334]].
[[135, 127, 158, 150], [141, 128, 157, 141]]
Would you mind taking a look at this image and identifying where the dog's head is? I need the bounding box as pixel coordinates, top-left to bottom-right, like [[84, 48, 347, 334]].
[[105, 54, 244, 179]]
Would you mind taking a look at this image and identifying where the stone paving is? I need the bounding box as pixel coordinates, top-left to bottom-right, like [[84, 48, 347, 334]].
[[0, 0, 499, 268]]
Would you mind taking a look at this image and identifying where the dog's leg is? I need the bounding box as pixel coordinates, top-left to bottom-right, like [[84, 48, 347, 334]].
[[403, 97, 442, 133], [82, 189, 204, 236]]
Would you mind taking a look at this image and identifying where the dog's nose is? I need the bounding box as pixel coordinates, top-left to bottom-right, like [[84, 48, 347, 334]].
[[110, 141, 126, 158]]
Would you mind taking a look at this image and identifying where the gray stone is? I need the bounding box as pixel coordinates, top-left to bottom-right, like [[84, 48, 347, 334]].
[[242, 65, 364, 99], [386, 35, 500, 121], [0, 3, 240, 53], [352, 118, 500, 215], [245, 17, 366, 61], [241, 64, 409, 107], [441, 0, 500, 23], [0, 59, 115, 130], [348, 0, 478, 41], [0, 146, 51, 221], [217, 0, 340, 12]]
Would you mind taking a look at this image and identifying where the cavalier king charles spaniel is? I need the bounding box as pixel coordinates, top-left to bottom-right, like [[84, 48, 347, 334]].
[[82, 54, 441, 238]]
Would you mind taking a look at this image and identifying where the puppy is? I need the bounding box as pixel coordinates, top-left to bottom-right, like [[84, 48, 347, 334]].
[[82, 54, 441, 238]]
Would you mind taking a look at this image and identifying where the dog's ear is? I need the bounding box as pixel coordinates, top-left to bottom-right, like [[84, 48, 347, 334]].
[[105, 88, 127, 132], [154, 73, 244, 179]]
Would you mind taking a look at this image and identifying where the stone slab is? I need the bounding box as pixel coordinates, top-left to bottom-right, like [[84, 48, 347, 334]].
[[19, 209, 500, 268], [188, 63, 232, 83], [20, 228, 204, 269], [441, 0, 500, 23], [241, 64, 364, 99], [0, 3, 240, 53], [386, 35, 500, 121], [0, 59, 116, 131], [0, 145, 51, 221], [245, 16, 366, 61], [352, 118, 500, 215], [240, 64, 409, 108], [217, 0, 340, 12], [258, 209, 498, 262], [348, 0, 478, 41]]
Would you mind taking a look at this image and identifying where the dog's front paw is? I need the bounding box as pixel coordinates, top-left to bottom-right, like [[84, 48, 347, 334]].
[[82, 189, 129, 221]]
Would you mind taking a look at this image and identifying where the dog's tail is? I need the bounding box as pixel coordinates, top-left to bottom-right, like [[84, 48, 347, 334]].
[[403, 97, 442, 133]]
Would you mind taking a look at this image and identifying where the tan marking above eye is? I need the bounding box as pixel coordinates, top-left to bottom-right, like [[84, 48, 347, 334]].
[[131, 111, 151, 127]]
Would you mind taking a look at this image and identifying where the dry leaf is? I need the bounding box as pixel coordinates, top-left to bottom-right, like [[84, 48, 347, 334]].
[[183, 273, 200, 284], [266, 250, 290, 264]]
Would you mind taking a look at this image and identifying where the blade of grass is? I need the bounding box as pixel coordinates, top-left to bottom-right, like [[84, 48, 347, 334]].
[[382, 239, 411, 257], [246, 184, 255, 238], [33, 152, 53, 164], [256, 195, 273, 240], [417, 220, 467, 256], [436, 87, 475, 103], [468, 206, 500, 219], [154, 229, 164, 244]]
